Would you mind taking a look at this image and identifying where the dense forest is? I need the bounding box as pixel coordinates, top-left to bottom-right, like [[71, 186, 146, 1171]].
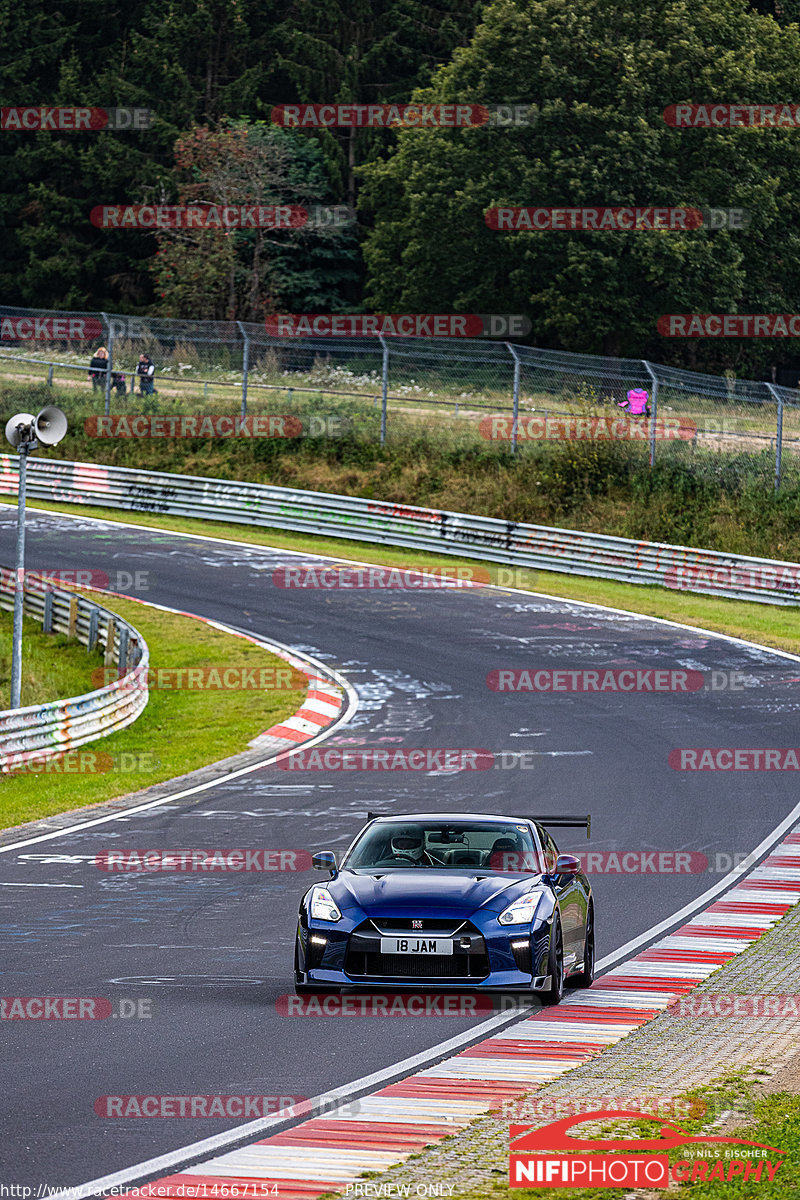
[[3, 0, 800, 373]]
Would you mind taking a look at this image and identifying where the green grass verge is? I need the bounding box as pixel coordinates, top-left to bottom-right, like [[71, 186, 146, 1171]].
[[375, 1076, 797, 1200], [0, 606, 105, 708], [3, 379, 800, 560], [2, 492, 799, 657], [0, 588, 306, 832]]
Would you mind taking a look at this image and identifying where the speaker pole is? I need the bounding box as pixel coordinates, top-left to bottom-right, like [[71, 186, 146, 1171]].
[[10, 441, 29, 710]]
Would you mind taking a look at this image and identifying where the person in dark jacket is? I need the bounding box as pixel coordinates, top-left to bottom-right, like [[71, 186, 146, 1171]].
[[136, 353, 156, 395], [88, 346, 109, 390]]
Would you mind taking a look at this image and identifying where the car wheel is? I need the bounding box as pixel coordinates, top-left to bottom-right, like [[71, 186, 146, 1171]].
[[539, 915, 564, 1006], [568, 904, 595, 989]]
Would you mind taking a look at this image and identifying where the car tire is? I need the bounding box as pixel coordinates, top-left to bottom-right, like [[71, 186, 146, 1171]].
[[539, 915, 564, 1006], [567, 904, 595, 989]]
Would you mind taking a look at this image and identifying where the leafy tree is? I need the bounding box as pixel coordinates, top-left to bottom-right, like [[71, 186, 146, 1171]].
[[361, 0, 800, 372], [151, 122, 359, 320], [274, 0, 483, 205]]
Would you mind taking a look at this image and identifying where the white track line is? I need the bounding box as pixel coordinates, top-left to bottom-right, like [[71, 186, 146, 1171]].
[[0, 622, 357, 855]]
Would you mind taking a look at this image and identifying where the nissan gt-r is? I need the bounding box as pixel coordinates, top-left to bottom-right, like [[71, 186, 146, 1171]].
[[294, 811, 594, 1004]]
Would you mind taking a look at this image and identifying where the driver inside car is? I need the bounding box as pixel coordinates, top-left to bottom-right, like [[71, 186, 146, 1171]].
[[389, 829, 438, 866]]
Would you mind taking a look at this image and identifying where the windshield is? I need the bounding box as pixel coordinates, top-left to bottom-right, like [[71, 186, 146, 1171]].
[[343, 821, 542, 871]]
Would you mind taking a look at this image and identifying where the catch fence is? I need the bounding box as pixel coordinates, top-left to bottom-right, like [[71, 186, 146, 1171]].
[[0, 304, 797, 490]]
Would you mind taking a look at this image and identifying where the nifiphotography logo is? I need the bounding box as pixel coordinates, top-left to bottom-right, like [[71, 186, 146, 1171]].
[[509, 1110, 785, 1189]]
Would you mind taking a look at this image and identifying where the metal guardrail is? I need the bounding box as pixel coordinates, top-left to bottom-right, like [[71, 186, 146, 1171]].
[[1, 455, 798, 606], [0, 565, 149, 769]]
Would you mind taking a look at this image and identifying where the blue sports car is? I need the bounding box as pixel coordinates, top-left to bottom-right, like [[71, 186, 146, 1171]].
[[294, 811, 594, 1005]]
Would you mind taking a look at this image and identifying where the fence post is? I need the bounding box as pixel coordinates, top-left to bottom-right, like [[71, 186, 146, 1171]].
[[378, 334, 389, 446], [237, 322, 249, 421], [101, 313, 113, 417], [766, 383, 784, 492], [643, 361, 658, 468], [507, 343, 521, 455]]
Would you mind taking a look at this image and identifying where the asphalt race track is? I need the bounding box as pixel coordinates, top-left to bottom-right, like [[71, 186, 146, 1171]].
[[1, 508, 798, 1186]]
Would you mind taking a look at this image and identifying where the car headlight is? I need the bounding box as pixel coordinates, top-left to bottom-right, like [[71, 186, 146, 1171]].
[[309, 886, 342, 922], [497, 891, 542, 926]]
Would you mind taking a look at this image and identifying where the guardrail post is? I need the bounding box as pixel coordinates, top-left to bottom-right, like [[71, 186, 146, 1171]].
[[68, 595, 79, 639], [47, 366, 54, 387], [101, 312, 113, 417], [236, 322, 249, 420], [117, 626, 129, 675], [766, 383, 784, 492], [378, 334, 389, 446], [104, 618, 116, 667], [87, 607, 99, 650], [644, 361, 658, 468], [43, 590, 53, 634], [507, 343, 521, 455]]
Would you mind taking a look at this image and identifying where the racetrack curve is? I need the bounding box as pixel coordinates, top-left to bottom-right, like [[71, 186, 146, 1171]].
[[1, 507, 798, 1186]]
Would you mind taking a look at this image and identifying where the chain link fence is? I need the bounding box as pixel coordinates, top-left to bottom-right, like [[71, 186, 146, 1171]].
[[1, 304, 797, 490]]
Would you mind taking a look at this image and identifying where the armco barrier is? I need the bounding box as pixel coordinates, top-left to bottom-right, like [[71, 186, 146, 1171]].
[[0, 565, 149, 769], [1, 457, 798, 605]]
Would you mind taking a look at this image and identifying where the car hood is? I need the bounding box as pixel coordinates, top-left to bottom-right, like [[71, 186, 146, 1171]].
[[330, 870, 543, 916]]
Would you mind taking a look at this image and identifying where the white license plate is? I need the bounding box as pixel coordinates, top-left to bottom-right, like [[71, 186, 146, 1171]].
[[380, 937, 453, 956]]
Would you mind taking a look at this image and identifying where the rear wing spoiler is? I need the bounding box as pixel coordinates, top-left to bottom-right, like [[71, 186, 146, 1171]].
[[523, 814, 592, 840], [367, 812, 592, 839]]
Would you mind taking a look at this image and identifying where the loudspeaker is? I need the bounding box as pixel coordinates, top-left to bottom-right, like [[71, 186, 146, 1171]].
[[34, 406, 68, 446], [4, 413, 36, 448]]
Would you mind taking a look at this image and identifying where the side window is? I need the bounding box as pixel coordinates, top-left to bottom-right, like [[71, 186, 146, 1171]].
[[543, 830, 559, 874], [532, 825, 556, 874]]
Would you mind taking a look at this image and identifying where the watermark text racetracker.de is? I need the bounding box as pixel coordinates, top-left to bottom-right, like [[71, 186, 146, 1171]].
[[271, 101, 537, 127], [276, 748, 545, 771], [480, 414, 697, 442], [486, 668, 747, 693], [1, 106, 152, 131], [93, 1094, 359, 1118], [265, 313, 531, 338], [1, 997, 152, 1019], [272, 564, 538, 590], [670, 748, 800, 770], [273, 564, 491, 589], [486, 205, 748, 231], [1, 751, 160, 777], [94, 849, 312, 872], [664, 103, 800, 127], [90, 664, 307, 691], [10, 568, 151, 594], [83, 414, 340, 439], [668, 994, 800, 1019], [659, 313, 800, 337]]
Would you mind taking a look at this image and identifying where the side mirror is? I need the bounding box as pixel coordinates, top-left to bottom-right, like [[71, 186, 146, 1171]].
[[312, 851, 337, 873], [554, 853, 580, 876]]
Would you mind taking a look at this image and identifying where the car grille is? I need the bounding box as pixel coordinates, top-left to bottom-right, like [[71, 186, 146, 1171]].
[[344, 919, 489, 980], [348, 952, 487, 978], [367, 918, 468, 936]]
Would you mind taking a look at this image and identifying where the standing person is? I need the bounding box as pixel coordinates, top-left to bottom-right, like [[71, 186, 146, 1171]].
[[617, 388, 651, 416], [136, 353, 156, 396], [88, 346, 109, 390]]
